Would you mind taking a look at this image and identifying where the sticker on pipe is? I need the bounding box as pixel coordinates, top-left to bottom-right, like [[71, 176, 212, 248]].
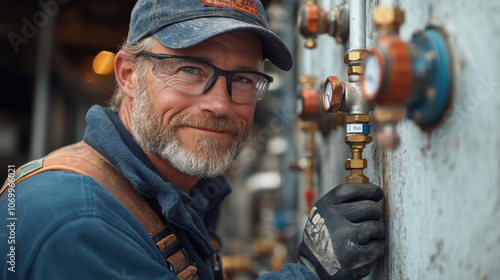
[[347, 123, 370, 134]]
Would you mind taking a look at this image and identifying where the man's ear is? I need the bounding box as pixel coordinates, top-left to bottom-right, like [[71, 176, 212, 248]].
[[114, 50, 139, 99]]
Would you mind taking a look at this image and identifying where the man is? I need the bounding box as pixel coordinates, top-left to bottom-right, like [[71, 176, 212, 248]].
[[0, 0, 385, 279]]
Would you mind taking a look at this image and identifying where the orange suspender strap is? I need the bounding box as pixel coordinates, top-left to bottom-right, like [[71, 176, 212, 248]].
[[0, 141, 198, 280]]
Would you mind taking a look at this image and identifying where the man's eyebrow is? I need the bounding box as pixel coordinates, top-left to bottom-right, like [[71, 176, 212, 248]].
[[195, 56, 262, 72], [233, 65, 263, 72]]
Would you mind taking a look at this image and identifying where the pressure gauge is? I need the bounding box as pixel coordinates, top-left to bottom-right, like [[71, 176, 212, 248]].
[[322, 76, 343, 112], [323, 82, 332, 109], [361, 36, 412, 105], [296, 95, 304, 117], [362, 52, 384, 101]]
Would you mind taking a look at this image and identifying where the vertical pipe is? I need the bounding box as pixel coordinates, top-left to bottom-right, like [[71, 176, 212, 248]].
[[281, 0, 299, 219], [30, 17, 54, 159], [379, 0, 399, 6], [349, 0, 366, 50]]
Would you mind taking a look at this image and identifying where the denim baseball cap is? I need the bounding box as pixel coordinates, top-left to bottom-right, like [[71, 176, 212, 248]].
[[127, 0, 293, 71]]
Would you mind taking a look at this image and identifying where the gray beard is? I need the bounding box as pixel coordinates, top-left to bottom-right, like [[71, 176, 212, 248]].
[[130, 81, 250, 178]]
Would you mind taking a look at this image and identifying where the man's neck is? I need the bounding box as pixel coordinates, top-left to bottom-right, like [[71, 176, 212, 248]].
[[143, 151, 199, 193]]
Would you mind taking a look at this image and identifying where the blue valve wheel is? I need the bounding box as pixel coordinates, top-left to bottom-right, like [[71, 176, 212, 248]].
[[407, 29, 451, 127]]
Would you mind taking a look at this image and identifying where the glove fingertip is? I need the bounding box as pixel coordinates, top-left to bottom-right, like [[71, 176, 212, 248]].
[[329, 183, 384, 203]]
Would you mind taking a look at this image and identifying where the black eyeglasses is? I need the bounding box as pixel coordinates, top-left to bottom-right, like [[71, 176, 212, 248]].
[[138, 50, 273, 104]]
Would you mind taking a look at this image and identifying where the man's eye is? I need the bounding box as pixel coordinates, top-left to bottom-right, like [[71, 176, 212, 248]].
[[234, 76, 249, 83], [180, 66, 198, 74], [234, 75, 256, 84]]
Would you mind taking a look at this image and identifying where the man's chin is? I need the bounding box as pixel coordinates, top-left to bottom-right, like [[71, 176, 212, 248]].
[[154, 140, 237, 178], [177, 130, 234, 150]]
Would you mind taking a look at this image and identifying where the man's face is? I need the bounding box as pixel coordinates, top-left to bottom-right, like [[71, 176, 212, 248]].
[[131, 31, 262, 178]]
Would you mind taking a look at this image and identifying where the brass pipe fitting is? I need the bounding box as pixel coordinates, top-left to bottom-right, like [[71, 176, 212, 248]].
[[346, 114, 370, 123], [344, 115, 372, 183], [344, 49, 369, 77], [348, 66, 364, 76], [373, 106, 403, 150], [221, 255, 251, 275], [344, 49, 369, 64], [372, 5, 405, 35], [298, 75, 317, 85], [301, 121, 318, 154]]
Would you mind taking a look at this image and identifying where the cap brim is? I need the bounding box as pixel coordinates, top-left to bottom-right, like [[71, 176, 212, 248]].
[[153, 17, 293, 71]]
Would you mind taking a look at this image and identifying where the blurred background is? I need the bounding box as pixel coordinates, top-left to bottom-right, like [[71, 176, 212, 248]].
[[1, 0, 136, 166]]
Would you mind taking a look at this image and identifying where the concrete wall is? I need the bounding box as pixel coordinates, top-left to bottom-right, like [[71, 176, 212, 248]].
[[296, 0, 500, 279]]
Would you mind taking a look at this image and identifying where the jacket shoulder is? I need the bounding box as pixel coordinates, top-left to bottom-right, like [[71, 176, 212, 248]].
[[0, 170, 161, 279]]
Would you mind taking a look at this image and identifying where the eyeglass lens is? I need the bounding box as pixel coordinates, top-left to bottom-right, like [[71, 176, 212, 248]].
[[152, 57, 270, 103]]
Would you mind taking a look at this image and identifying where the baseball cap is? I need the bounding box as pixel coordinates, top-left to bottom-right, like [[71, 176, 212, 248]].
[[127, 0, 293, 71]]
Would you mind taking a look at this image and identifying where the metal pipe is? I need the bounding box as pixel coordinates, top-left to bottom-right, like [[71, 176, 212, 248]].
[[344, 76, 373, 115], [343, 0, 372, 184], [30, 17, 54, 160], [379, 0, 399, 7], [349, 0, 366, 50]]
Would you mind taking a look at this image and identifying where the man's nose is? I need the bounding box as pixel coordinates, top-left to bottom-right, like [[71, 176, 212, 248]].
[[197, 76, 231, 117]]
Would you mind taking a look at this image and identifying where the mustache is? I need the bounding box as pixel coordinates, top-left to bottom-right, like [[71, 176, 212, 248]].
[[169, 112, 244, 135]]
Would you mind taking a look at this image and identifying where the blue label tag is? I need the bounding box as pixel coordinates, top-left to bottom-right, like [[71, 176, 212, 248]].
[[346, 123, 370, 134]]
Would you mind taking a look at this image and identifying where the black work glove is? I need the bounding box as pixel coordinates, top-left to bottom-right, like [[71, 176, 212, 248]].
[[298, 183, 385, 280]]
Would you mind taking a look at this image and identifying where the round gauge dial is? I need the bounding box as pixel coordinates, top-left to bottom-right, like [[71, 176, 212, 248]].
[[323, 82, 333, 110], [296, 95, 304, 116], [322, 76, 342, 112], [362, 53, 383, 101]]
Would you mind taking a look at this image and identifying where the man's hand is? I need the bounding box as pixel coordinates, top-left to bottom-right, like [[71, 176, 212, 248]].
[[298, 183, 386, 280]]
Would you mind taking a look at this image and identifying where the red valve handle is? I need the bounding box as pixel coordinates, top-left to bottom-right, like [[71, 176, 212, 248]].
[[304, 189, 315, 212], [299, 87, 320, 120], [299, 2, 321, 38]]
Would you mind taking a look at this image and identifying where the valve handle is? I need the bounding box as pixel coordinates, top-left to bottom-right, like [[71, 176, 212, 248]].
[[304, 189, 315, 213], [322, 76, 343, 113], [297, 1, 326, 48], [297, 87, 320, 121]]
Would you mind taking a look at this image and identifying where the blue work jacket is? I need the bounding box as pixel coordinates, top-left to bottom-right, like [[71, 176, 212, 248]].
[[0, 105, 317, 280]]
